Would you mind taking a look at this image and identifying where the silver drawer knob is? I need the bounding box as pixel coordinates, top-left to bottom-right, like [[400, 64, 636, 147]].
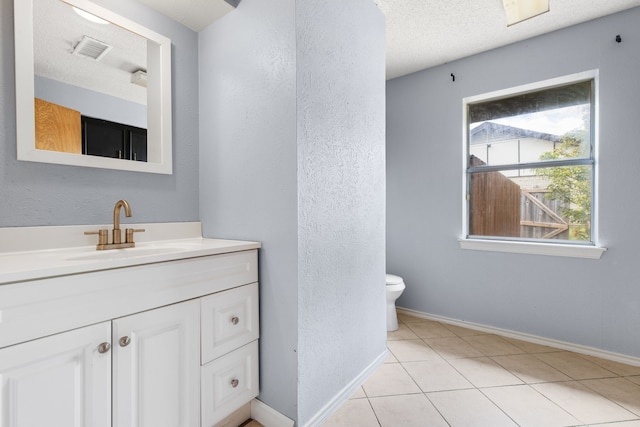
[[119, 336, 131, 347], [230, 378, 239, 388], [98, 342, 111, 353], [231, 316, 239, 325]]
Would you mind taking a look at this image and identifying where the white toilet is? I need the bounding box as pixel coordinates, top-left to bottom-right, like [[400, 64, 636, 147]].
[[386, 274, 406, 331]]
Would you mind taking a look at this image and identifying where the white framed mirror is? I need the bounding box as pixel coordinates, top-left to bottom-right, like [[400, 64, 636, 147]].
[[14, 0, 173, 174]]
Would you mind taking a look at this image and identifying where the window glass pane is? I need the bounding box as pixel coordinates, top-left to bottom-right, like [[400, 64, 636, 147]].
[[469, 81, 591, 123], [469, 165, 592, 242], [469, 82, 592, 167]]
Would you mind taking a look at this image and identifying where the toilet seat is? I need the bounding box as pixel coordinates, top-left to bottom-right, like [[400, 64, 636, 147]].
[[386, 274, 404, 285]]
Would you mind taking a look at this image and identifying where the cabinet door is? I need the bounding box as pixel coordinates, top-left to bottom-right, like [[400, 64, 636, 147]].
[[34, 98, 82, 154], [82, 116, 126, 159], [129, 129, 147, 162], [113, 300, 200, 427], [0, 322, 111, 427], [82, 116, 147, 161]]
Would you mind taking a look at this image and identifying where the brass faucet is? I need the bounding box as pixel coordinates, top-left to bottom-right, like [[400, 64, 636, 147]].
[[85, 200, 145, 250], [112, 199, 131, 244]]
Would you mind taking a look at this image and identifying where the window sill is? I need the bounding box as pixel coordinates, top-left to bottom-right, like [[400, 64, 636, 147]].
[[458, 239, 607, 259]]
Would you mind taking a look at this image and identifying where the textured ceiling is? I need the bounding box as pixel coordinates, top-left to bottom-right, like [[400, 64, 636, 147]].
[[34, 0, 147, 104], [35, 0, 640, 102], [138, 0, 640, 79], [375, 0, 640, 79]]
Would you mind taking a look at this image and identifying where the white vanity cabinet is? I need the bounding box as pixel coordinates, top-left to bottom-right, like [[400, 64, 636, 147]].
[[201, 282, 260, 426], [0, 322, 112, 427], [0, 301, 199, 427], [0, 244, 260, 427], [113, 299, 200, 427]]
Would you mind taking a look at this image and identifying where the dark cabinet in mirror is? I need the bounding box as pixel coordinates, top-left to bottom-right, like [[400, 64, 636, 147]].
[[82, 117, 147, 162]]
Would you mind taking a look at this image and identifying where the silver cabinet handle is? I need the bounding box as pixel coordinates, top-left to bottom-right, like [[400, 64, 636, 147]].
[[98, 342, 111, 353], [119, 336, 131, 347], [231, 316, 239, 325], [230, 378, 239, 388]]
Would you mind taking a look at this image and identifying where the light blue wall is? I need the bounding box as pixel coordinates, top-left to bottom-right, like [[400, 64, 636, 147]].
[[35, 76, 147, 128], [0, 0, 199, 226], [199, 0, 387, 424], [387, 7, 640, 358], [198, 0, 299, 420], [296, 0, 386, 425]]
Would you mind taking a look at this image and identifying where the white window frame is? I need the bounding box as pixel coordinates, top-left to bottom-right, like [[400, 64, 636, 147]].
[[459, 70, 606, 259]]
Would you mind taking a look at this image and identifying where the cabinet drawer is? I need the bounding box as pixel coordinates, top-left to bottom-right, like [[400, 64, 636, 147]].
[[201, 282, 259, 364], [201, 340, 259, 427]]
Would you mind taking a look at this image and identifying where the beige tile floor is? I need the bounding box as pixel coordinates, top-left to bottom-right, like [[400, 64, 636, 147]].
[[322, 312, 640, 427]]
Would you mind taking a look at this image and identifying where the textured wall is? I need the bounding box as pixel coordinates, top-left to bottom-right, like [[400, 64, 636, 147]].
[[387, 7, 640, 358], [198, 0, 299, 420], [198, 0, 387, 424], [296, 0, 387, 425], [0, 0, 199, 227]]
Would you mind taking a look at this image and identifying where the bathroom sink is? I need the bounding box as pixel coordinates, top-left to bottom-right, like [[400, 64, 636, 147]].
[[0, 222, 262, 285], [66, 246, 188, 261]]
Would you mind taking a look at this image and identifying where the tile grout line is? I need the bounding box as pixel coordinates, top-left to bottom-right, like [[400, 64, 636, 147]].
[[335, 315, 640, 427], [364, 397, 383, 427], [395, 319, 488, 426], [395, 316, 640, 427], [408, 320, 523, 427], [390, 319, 456, 426]]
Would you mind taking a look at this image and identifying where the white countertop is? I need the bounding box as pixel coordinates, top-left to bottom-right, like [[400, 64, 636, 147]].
[[0, 222, 260, 285]]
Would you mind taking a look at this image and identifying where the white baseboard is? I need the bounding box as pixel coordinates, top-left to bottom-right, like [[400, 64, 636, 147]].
[[251, 399, 294, 427], [302, 349, 388, 427], [397, 307, 640, 367]]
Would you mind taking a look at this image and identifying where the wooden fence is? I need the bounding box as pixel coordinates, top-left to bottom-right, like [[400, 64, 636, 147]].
[[469, 171, 521, 237], [470, 173, 569, 239], [520, 190, 569, 239]]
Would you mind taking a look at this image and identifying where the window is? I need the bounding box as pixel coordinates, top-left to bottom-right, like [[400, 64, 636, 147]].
[[462, 72, 603, 257]]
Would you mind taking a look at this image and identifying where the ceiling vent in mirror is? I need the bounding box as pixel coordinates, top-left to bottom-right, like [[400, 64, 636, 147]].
[[72, 36, 112, 61]]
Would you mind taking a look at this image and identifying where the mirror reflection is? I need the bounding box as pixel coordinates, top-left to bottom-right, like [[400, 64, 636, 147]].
[[15, 0, 173, 174], [34, 0, 148, 161]]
